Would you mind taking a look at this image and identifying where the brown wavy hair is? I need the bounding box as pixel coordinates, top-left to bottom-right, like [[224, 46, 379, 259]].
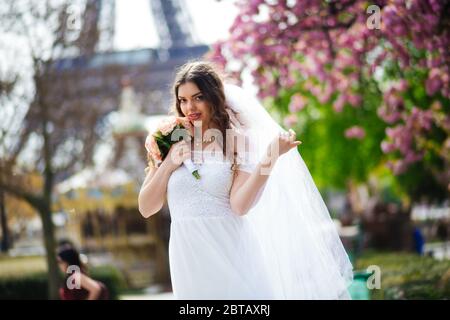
[[145, 61, 235, 173], [171, 60, 232, 152]]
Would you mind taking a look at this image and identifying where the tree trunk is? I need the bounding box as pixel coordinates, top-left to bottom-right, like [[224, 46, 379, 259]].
[[39, 202, 60, 300], [39, 83, 60, 299], [0, 187, 10, 252]]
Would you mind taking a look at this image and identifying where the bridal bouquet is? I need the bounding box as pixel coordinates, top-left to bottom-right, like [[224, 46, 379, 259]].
[[145, 116, 200, 179]]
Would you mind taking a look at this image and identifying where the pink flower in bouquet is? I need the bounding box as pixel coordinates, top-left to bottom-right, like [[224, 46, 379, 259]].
[[157, 116, 194, 136], [158, 116, 179, 135], [144, 116, 199, 179], [175, 117, 194, 136], [145, 134, 162, 161]]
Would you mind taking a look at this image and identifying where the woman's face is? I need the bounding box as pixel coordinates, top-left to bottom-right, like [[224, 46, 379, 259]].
[[177, 82, 212, 127]]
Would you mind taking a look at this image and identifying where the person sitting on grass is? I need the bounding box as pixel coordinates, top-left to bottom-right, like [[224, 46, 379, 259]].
[[57, 245, 109, 300]]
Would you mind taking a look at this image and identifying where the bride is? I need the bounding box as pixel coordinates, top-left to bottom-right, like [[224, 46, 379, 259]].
[[138, 61, 353, 299]]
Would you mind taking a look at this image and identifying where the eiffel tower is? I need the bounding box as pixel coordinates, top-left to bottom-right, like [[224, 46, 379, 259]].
[[49, 0, 210, 175], [53, 0, 209, 113]]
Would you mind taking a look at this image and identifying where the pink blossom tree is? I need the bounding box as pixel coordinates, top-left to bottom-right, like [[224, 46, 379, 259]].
[[208, 0, 449, 202]]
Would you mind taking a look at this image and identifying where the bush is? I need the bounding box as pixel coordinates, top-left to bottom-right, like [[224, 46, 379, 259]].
[[356, 251, 450, 300], [0, 265, 126, 300], [90, 265, 127, 300], [0, 273, 48, 300]]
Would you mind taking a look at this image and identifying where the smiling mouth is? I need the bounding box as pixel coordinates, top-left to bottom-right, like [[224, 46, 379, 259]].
[[188, 113, 202, 121]]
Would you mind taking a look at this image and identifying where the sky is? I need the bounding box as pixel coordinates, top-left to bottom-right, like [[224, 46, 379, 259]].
[[114, 0, 239, 50]]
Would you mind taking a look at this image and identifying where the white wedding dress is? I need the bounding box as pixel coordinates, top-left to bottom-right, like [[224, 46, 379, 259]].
[[160, 83, 353, 300], [167, 151, 275, 299]]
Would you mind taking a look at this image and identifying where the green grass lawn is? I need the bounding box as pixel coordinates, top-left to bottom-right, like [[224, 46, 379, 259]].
[[355, 251, 450, 299], [0, 255, 47, 278]]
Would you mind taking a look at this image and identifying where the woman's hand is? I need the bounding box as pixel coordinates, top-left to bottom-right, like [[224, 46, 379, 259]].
[[165, 140, 191, 171], [139, 140, 191, 218], [279, 128, 302, 155], [269, 128, 302, 158]]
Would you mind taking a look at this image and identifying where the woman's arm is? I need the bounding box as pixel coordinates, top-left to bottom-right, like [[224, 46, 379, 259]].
[[229, 154, 275, 216], [138, 140, 190, 218], [138, 162, 172, 218], [79, 273, 102, 300], [230, 129, 301, 216]]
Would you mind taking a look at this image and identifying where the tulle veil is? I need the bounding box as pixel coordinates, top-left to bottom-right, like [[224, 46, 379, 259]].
[[224, 83, 354, 299]]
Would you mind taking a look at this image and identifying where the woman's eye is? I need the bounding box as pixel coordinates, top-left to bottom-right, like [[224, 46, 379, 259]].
[[195, 96, 203, 101]]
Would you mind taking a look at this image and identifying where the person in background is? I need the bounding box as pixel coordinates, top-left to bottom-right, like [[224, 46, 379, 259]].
[[57, 245, 109, 300], [413, 225, 425, 256]]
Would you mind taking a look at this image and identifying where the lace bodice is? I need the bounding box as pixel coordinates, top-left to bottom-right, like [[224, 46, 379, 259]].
[[167, 152, 235, 221]]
